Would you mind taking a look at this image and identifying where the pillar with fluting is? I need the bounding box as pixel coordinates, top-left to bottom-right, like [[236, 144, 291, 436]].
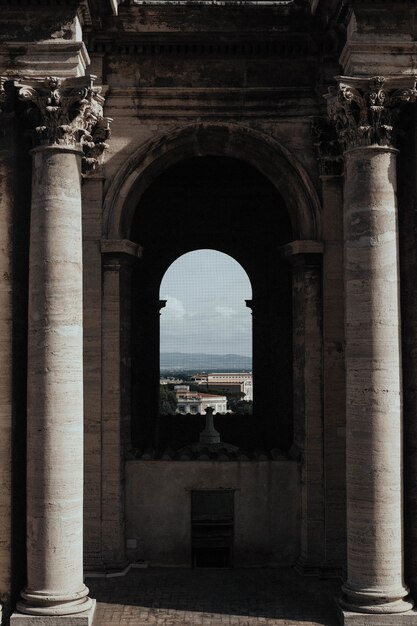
[[11, 76, 110, 624], [327, 75, 417, 621]]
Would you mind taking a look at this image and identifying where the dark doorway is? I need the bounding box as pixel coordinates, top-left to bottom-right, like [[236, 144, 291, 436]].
[[191, 490, 234, 568]]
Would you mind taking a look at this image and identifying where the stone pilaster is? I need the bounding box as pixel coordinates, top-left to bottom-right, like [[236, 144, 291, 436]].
[[312, 117, 346, 574], [0, 78, 15, 626], [326, 75, 417, 622], [11, 76, 110, 625], [398, 105, 417, 601], [100, 240, 140, 572], [282, 240, 324, 576]]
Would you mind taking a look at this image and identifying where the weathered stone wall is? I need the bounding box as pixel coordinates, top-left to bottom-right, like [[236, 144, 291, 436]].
[[0, 0, 350, 616], [125, 459, 300, 568], [81, 2, 347, 576]]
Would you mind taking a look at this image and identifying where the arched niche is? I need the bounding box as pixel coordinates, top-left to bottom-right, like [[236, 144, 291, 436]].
[[99, 124, 324, 571], [129, 155, 294, 451], [103, 122, 322, 242]]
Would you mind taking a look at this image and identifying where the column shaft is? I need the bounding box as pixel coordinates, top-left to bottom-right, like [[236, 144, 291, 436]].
[[17, 146, 92, 615], [341, 146, 411, 613]]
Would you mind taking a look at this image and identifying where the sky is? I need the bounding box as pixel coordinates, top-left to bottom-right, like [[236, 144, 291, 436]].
[[160, 249, 252, 356]]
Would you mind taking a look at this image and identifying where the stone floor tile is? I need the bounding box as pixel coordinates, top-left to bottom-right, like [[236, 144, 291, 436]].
[[88, 568, 340, 626]]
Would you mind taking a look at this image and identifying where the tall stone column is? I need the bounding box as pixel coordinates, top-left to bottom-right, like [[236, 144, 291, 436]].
[[11, 76, 110, 624], [327, 75, 417, 621]]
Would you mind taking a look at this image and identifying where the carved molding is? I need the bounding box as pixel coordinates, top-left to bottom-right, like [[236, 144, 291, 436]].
[[311, 116, 343, 177], [89, 35, 318, 58], [0, 77, 7, 113], [325, 75, 417, 151], [15, 75, 111, 171], [0, 77, 15, 148]]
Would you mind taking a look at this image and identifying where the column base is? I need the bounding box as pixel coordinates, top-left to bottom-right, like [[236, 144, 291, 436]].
[[10, 600, 95, 626], [336, 600, 417, 625]]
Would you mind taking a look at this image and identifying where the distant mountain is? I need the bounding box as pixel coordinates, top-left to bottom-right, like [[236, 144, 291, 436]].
[[160, 352, 252, 371]]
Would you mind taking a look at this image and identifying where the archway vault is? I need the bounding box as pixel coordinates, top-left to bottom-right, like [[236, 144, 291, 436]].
[[102, 122, 322, 242]]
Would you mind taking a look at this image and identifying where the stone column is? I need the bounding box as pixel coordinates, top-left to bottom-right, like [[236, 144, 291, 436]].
[[11, 76, 110, 623], [100, 239, 140, 572], [327, 75, 417, 621], [282, 240, 324, 576]]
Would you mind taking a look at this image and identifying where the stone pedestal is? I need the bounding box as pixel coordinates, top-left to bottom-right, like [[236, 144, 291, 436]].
[[337, 602, 417, 626]]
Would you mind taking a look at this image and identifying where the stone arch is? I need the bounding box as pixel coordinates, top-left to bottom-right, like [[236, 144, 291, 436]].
[[102, 123, 322, 241]]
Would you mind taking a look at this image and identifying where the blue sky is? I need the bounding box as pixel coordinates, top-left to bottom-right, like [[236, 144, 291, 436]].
[[160, 249, 252, 356]]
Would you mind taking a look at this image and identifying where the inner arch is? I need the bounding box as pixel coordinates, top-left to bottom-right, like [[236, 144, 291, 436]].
[[130, 155, 293, 451], [103, 123, 321, 241]]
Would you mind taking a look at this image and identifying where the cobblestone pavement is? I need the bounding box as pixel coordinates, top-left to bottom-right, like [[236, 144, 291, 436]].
[[89, 568, 341, 626]]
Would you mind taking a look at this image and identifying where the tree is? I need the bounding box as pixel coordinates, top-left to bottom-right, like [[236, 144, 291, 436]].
[[159, 385, 178, 415], [232, 400, 253, 415]]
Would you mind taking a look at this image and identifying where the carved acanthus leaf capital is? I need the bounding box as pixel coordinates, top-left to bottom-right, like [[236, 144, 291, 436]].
[[325, 75, 417, 151], [311, 116, 343, 176], [15, 75, 111, 171], [0, 78, 16, 147]]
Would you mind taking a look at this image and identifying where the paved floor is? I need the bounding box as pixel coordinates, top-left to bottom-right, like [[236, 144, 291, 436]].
[[89, 568, 341, 626]]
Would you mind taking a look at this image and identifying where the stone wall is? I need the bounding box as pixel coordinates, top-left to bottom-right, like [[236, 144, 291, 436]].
[[125, 459, 300, 568]]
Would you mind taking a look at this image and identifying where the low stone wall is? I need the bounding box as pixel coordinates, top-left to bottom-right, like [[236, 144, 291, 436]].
[[125, 459, 300, 568]]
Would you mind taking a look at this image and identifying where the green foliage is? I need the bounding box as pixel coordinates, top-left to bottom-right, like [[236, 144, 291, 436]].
[[159, 385, 178, 415], [231, 400, 253, 414]]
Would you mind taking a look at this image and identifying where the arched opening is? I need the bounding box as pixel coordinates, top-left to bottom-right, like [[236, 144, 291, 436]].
[[159, 249, 253, 418], [130, 155, 293, 452]]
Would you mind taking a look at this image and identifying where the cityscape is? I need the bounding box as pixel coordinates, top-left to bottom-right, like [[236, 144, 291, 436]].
[[160, 353, 253, 415]]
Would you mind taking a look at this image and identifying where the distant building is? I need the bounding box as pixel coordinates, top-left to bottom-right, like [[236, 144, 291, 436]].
[[190, 372, 253, 401], [174, 385, 227, 415], [160, 377, 184, 385]]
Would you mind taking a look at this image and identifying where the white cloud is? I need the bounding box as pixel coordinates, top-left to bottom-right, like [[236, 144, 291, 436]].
[[215, 305, 237, 318], [163, 296, 186, 319]]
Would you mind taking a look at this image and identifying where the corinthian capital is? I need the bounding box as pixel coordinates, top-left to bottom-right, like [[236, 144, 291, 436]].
[[15, 75, 111, 171], [0, 78, 15, 148], [325, 75, 417, 151], [311, 116, 343, 177]]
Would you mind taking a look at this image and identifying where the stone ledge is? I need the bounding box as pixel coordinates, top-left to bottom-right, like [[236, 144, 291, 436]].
[[336, 603, 417, 626], [0, 42, 90, 79], [10, 601, 95, 626]]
